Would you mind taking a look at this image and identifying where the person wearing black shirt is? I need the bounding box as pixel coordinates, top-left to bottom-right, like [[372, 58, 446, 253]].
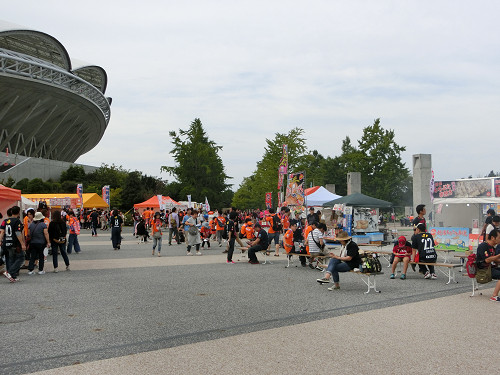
[[412, 223, 437, 279], [226, 211, 239, 264], [0, 206, 26, 281], [412, 204, 427, 231], [306, 207, 318, 225], [246, 223, 268, 264], [90, 208, 100, 237], [110, 210, 123, 250], [316, 231, 361, 290], [476, 229, 500, 301]]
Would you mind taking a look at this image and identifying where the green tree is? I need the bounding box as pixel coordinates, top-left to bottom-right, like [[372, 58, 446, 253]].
[[336, 118, 411, 205], [161, 118, 232, 208], [232, 127, 308, 209], [85, 164, 128, 193], [60, 165, 86, 183]]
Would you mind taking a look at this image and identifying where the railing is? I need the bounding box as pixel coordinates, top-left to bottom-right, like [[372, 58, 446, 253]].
[[0, 48, 110, 123]]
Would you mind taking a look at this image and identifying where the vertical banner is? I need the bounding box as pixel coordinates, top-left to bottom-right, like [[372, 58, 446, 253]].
[[429, 169, 435, 203], [76, 183, 83, 209], [102, 185, 110, 207], [157, 194, 166, 211], [285, 172, 305, 207], [343, 205, 353, 236], [187, 195, 192, 208], [265, 192, 272, 209], [277, 173, 284, 189], [205, 197, 210, 212], [279, 144, 288, 175]]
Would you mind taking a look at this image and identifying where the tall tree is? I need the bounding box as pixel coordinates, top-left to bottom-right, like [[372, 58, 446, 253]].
[[161, 118, 232, 208], [337, 118, 411, 205], [232, 127, 308, 209]]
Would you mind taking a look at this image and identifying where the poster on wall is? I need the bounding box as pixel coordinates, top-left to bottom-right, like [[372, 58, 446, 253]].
[[352, 207, 378, 233], [285, 172, 305, 207], [429, 227, 469, 252]]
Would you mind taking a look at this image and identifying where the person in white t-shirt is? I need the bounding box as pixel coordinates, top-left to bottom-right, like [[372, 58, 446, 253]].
[[307, 222, 326, 269], [486, 216, 500, 236]]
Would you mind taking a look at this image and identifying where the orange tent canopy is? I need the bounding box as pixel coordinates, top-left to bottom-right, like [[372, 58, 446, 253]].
[[0, 184, 21, 201], [134, 196, 180, 209]]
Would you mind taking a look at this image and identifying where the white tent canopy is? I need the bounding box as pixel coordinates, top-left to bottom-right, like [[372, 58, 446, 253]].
[[306, 186, 342, 207], [21, 196, 37, 212]]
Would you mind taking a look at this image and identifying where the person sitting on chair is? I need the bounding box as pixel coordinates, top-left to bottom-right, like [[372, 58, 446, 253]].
[[390, 235, 412, 280]]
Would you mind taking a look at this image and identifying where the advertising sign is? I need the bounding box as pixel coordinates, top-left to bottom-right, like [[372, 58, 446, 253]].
[[433, 179, 492, 199], [285, 172, 305, 207], [429, 227, 469, 252]]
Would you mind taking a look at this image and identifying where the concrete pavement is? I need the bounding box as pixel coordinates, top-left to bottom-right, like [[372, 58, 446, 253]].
[[0, 228, 496, 375]]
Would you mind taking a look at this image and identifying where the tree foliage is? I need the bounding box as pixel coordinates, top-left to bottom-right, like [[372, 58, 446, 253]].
[[161, 118, 232, 209], [232, 128, 308, 209]]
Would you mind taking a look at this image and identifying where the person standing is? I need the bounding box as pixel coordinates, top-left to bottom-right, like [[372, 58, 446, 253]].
[[133, 208, 141, 236], [412, 204, 427, 230], [226, 211, 238, 263], [110, 209, 123, 250], [185, 210, 202, 255], [48, 210, 70, 272], [0, 206, 26, 282], [151, 212, 163, 256], [215, 211, 226, 247], [481, 208, 496, 242], [90, 208, 100, 237], [28, 211, 50, 275], [168, 207, 180, 246], [67, 210, 81, 254], [412, 223, 438, 279]]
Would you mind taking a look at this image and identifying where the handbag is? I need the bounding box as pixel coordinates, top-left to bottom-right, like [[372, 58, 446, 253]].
[[153, 231, 162, 239], [188, 226, 198, 235], [476, 266, 492, 284]]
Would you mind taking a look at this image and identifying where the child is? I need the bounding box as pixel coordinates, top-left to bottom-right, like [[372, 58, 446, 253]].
[[136, 219, 148, 243], [200, 221, 211, 248], [390, 235, 412, 280]]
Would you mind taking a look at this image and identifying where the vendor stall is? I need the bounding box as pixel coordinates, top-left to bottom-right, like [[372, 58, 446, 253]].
[[0, 184, 21, 217], [323, 192, 392, 242]]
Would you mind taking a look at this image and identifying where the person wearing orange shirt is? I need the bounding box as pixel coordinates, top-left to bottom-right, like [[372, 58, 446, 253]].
[[151, 212, 163, 257], [23, 208, 35, 269], [283, 221, 297, 255], [265, 208, 282, 256], [67, 210, 81, 254], [215, 211, 226, 247]]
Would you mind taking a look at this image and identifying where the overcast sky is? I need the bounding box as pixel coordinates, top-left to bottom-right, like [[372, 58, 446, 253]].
[[4, 1, 500, 190]]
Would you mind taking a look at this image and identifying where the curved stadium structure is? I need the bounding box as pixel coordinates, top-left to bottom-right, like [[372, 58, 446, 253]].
[[0, 20, 111, 163]]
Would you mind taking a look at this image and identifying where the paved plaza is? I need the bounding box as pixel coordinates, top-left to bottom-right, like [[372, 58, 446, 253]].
[[0, 227, 497, 375]]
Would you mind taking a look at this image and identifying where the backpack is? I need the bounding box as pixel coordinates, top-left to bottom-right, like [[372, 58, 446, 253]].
[[272, 215, 282, 232], [360, 253, 382, 273], [465, 253, 477, 278]]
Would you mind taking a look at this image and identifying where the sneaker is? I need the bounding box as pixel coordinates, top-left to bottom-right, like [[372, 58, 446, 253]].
[[315, 266, 324, 271], [390, 274, 395, 279], [250, 261, 260, 264], [400, 274, 406, 280], [327, 285, 340, 291], [424, 271, 431, 279], [187, 251, 193, 256], [489, 296, 500, 302], [316, 278, 331, 284], [2, 271, 14, 282], [38, 270, 45, 275], [226, 260, 235, 264], [66, 265, 70, 271], [430, 273, 437, 280], [53, 268, 58, 273], [12, 277, 20, 282], [196, 252, 202, 256], [301, 263, 307, 267], [222, 250, 228, 253], [309, 264, 315, 269], [28, 271, 35, 275]]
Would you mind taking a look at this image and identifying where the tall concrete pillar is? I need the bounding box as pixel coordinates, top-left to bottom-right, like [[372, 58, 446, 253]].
[[412, 154, 432, 214], [325, 184, 336, 194], [347, 172, 361, 195]]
